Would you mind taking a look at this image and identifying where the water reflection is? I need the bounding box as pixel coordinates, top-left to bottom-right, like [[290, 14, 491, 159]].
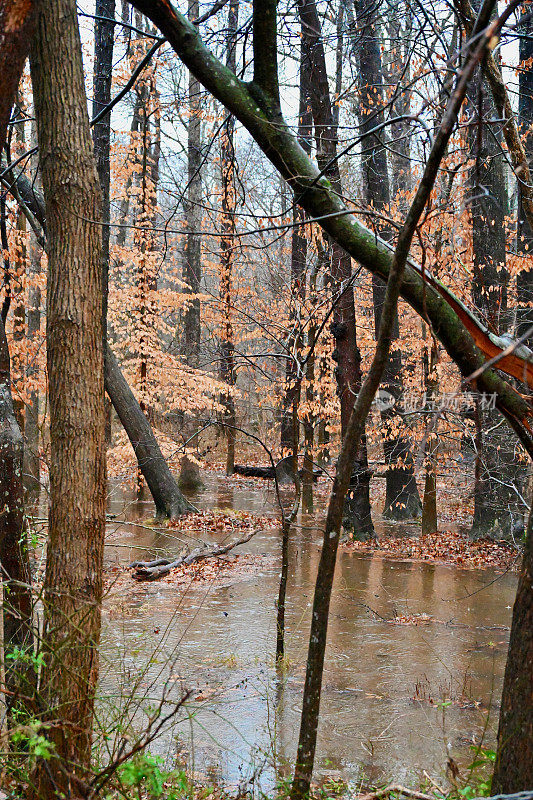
[[100, 475, 515, 790]]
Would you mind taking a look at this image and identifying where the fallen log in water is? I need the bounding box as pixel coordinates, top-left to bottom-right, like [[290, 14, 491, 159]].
[[234, 460, 322, 482], [130, 530, 258, 581], [234, 464, 276, 478]]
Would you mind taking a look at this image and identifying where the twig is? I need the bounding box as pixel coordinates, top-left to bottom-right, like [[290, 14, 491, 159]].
[[356, 785, 438, 800], [422, 771, 447, 796], [130, 530, 258, 580]]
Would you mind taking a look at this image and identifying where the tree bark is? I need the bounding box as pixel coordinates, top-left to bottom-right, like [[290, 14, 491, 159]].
[[492, 504, 533, 790], [11, 101, 28, 434], [93, 0, 115, 340], [302, 262, 319, 512], [135, 67, 160, 495], [30, 0, 107, 790], [421, 331, 438, 535]]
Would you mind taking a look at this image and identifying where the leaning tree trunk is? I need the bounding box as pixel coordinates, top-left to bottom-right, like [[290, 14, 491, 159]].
[[30, 0, 107, 792], [300, 0, 374, 538], [105, 345, 192, 517], [351, 0, 421, 520], [492, 502, 533, 790]]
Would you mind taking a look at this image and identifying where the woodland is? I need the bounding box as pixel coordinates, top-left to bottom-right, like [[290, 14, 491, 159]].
[[0, 0, 532, 797]]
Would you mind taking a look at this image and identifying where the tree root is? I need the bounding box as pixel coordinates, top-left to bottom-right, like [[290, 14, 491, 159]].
[[129, 530, 258, 581]]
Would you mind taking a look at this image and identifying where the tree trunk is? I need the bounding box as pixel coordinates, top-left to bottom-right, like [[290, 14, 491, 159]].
[[183, 0, 202, 368], [492, 503, 533, 790], [11, 102, 28, 434], [219, 0, 239, 476], [351, 0, 421, 520], [517, 10, 533, 340], [0, 315, 33, 704], [23, 232, 41, 494], [421, 331, 438, 535], [30, 0, 106, 790], [135, 70, 160, 496], [92, 0, 114, 338], [116, 86, 146, 248], [302, 264, 319, 512], [300, 0, 374, 538], [384, 7, 412, 204], [280, 33, 311, 479], [105, 345, 192, 517], [93, 0, 115, 444], [467, 30, 520, 540], [0, 1, 40, 152]]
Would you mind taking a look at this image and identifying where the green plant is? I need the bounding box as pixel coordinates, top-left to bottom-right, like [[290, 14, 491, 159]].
[[458, 746, 496, 798], [117, 752, 190, 800], [6, 646, 45, 674], [10, 720, 55, 761]]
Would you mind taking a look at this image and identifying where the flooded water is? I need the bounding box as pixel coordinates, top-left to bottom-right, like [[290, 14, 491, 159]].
[[100, 475, 516, 792]]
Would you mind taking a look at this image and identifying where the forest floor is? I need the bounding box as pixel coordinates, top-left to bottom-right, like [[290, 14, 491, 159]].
[[343, 529, 520, 572]]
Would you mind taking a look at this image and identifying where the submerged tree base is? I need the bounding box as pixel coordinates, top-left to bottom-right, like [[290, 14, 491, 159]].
[[383, 473, 423, 521]]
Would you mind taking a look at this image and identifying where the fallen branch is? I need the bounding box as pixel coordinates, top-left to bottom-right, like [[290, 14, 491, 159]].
[[234, 463, 322, 480], [356, 785, 438, 800], [130, 530, 258, 580]]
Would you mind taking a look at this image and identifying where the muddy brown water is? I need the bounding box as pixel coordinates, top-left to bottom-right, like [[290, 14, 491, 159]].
[[100, 475, 516, 791]]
